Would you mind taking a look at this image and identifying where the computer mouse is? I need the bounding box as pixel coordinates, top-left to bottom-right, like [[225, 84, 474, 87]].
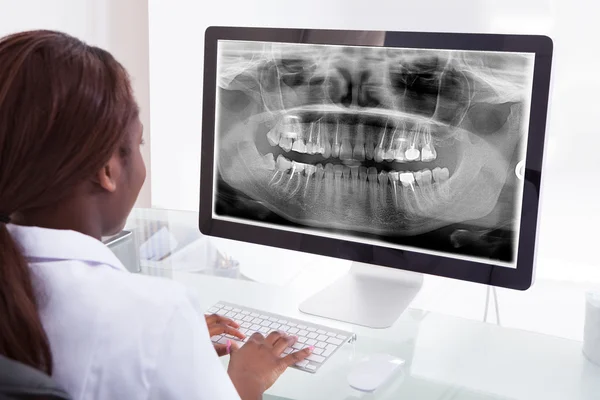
[[347, 353, 405, 392]]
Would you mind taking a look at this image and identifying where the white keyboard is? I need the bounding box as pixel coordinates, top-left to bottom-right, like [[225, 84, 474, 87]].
[[206, 301, 356, 373]]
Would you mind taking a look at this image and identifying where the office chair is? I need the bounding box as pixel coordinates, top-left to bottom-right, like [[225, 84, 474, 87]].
[[0, 355, 71, 400]]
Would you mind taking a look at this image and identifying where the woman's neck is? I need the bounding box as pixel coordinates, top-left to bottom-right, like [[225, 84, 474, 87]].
[[11, 197, 103, 240]]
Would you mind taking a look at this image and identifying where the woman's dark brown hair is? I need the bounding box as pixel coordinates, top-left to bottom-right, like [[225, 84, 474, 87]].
[[0, 30, 139, 374]]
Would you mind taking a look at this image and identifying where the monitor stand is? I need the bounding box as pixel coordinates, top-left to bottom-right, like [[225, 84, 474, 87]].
[[299, 262, 423, 329]]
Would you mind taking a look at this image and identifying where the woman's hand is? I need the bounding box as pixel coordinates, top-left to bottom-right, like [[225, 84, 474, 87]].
[[204, 314, 246, 357], [227, 331, 313, 400]]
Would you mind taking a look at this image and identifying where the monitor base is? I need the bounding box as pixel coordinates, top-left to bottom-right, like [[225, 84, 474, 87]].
[[299, 262, 424, 329]]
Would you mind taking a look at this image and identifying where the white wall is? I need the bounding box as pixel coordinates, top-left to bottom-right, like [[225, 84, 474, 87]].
[[0, 0, 152, 207], [148, 0, 600, 282]]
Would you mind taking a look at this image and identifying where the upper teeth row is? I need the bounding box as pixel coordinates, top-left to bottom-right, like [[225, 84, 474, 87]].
[[264, 153, 450, 186], [266, 115, 437, 163]]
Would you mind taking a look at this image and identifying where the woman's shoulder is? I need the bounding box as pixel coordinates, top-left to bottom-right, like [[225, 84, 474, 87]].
[[37, 258, 199, 327], [85, 261, 196, 313]]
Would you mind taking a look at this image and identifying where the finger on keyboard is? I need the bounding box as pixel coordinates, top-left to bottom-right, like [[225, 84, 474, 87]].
[[281, 347, 313, 368]]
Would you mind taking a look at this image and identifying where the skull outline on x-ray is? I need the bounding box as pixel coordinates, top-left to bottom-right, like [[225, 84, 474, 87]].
[[214, 41, 534, 240]]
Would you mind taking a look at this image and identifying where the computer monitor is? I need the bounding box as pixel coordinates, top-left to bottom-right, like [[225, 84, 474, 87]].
[[199, 26, 553, 328]]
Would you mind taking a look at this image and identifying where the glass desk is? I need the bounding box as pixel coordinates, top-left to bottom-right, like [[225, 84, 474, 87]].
[[124, 208, 600, 400]]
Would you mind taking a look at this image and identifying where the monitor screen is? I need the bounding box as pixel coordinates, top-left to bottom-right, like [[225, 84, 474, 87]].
[[211, 39, 536, 270]]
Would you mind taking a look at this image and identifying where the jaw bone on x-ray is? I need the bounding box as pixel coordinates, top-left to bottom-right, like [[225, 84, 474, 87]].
[[214, 40, 535, 266]]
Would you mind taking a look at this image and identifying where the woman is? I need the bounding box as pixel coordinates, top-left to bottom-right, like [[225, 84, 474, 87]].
[[0, 30, 311, 399]]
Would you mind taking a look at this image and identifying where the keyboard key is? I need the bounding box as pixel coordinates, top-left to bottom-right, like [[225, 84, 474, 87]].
[[252, 318, 263, 324], [292, 342, 304, 350], [307, 327, 316, 332], [312, 347, 324, 355], [242, 310, 250, 315], [298, 337, 307, 343], [210, 335, 221, 342], [270, 323, 281, 329], [316, 341, 327, 349], [224, 306, 232, 311], [250, 313, 259, 317], [250, 324, 261, 331], [261, 321, 271, 327], [226, 311, 236, 318], [326, 337, 343, 346], [323, 348, 334, 357], [288, 328, 299, 334], [279, 326, 289, 332], [259, 327, 270, 333], [233, 308, 242, 313], [243, 316, 254, 322], [288, 322, 297, 327], [306, 364, 317, 371], [307, 354, 325, 363], [298, 325, 307, 329], [317, 329, 326, 335], [317, 334, 328, 341], [215, 303, 224, 308], [241, 322, 251, 328], [298, 330, 308, 337], [239, 328, 247, 334], [269, 317, 278, 322], [336, 334, 347, 340], [284, 347, 293, 354], [307, 332, 318, 339], [327, 332, 337, 337], [296, 360, 309, 368], [278, 320, 288, 324], [306, 339, 317, 346]]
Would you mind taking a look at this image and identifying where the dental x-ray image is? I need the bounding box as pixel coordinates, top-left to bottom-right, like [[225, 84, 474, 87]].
[[213, 40, 535, 267]]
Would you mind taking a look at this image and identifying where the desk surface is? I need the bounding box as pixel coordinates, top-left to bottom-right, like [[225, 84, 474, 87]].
[[172, 273, 600, 400], [125, 208, 600, 399]]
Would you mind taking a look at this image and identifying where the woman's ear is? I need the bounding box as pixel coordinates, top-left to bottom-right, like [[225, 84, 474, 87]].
[[94, 154, 122, 193]]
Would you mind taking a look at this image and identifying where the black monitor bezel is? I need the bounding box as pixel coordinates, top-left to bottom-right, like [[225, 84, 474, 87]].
[[200, 26, 553, 290]]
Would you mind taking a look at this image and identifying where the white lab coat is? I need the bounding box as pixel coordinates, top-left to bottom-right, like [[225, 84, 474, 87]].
[[7, 224, 241, 400]]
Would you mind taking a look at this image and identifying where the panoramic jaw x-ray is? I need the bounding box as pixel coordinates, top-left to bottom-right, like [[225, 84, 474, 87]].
[[214, 40, 535, 266]]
